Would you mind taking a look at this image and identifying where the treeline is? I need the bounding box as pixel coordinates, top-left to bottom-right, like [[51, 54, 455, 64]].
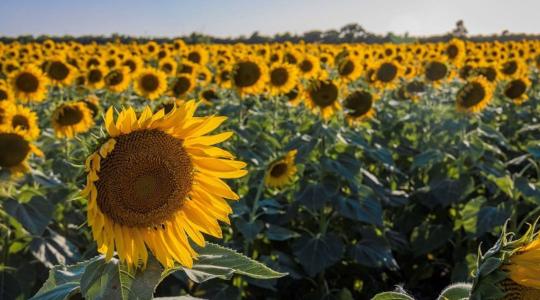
[[2, 21, 540, 44]]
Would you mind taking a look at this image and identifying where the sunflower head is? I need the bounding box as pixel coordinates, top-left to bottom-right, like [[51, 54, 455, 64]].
[[265, 150, 297, 188], [471, 222, 540, 300], [134, 68, 168, 100], [83, 101, 247, 270], [169, 75, 195, 99], [456, 76, 494, 113], [0, 83, 15, 103], [232, 57, 268, 95], [86, 66, 107, 89], [342, 90, 377, 124], [0, 126, 43, 177], [4, 104, 40, 140], [268, 63, 298, 96], [43, 56, 76, 86], [104, 67, 131, 93], [504, 77, 530, 105], [305, 79, 341, 120], [52, 102, 94, 138], [81, 94, 101, 118], [10, 64, 49, 103]]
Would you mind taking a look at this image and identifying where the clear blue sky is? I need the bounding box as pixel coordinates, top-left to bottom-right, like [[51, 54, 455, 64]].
[[1, 0, 538, 37]]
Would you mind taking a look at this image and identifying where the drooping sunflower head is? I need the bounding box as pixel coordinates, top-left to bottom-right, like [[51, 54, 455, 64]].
[[134, 68, 168, 100], [83, 101, 247, 269], [199, 88, 220, 105], [342, 89, 377, 124], [0, 82, 15, 103], [4, 104, 40, 140], [268, 62, 298, 96], [104, 67, 131, 93], [169, 74, 195, 99], [471, 223, 540, 300], [51, 102, 94, 138], [231, 57, 268, 95], [503, 77, 530, 105], [10, 64, 49, 103], [0, 126, 43, 177], [305, 79, 341, 120], [265, 150, 297, 188], [456, 76, 494, 113]]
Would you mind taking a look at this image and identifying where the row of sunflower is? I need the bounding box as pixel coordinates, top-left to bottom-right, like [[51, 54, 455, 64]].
[[1, 38, 540, 299]]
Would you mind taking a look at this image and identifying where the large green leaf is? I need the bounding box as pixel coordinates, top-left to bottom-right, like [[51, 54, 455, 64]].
[[118, 256, 163, 300], [292, 233, 343, 276], [3, 196, 54, 235], [80, 257, 122, 300], [371, 291, 415, 300], [179, 243, 287, 283]]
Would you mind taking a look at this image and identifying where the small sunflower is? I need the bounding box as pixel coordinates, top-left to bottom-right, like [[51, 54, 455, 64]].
[[82, 101, 247, 269], [369, 60, 403, 90], [305, 79, 341, 120], [134, 68, 168, 100], [423, 60, 453, 86], [199, 88, 220, 105], [51, 102, 94, 138], [169, 75, 195, 99], [159, 57, 178, 75], [284, 84, 303, 106], [0, 83, 14, 103], [4, 104, 40, 140], [342, 90, 377, 124], [456, 76, 493, 113], [336, 56, 363, 83], [231, 57, 268, 95], [297, 54, 320, 79], [10, 65, 49, 103], [85, 66, 107, 90], [0, 126, 43, 176], [268, 63, 298, 96], [104, 67, 131, 93], [504, 77, 530, 105], [265, 150, 297, 188]]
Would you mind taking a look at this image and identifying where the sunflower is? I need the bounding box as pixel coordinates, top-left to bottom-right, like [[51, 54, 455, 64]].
[[0, 126, 43, 176], [199, 88, 220, 105], [369, 60, 403, 90], [82, 101, 247, 269], [10, 65, 49, 103], [104, 67, 131, 93], [159, 57, 178, 75], [169, 75, 195, 99], [342, 90, 377, 124], [216, 67, 232, 89], [0, 82, 14, 103], [503, 77, 530, 105], [80, 94, 101, 118], [231, 57, 268, 95], [336, 56, 363, 83], [122, 56, 144, 76], [134, 68, 168, 100], [265, 150, 297, 188], [305, 79, 341, 120], [268, 63, 298, 96], [185, 47, 209, 66], [4, 104, 40, 140], [423, 60, 453, 86], [0, 101, 15, 126], [456, 76, 493, 113], [297, 54, 320, 79], [51, 102, 94, 138], [284, 84, 303, 106], [444, 38, 466, 66], [85, 66, 107, 89], [43, 56, 76, 86]]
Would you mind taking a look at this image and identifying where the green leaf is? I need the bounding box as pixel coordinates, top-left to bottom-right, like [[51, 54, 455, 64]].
[[29, 229, 80, 268], [265, 224, 300, 241], [437, 283, 472, 300], [177, 243, 287, 283], [30, 256, 100, 300], [411, 149, 443, 170], [292, 233, 343, 276], [118, 256, 163, 300], [371, 291, 415, 300], [80, 257, 122, 300], [3, 196, 54, 235]]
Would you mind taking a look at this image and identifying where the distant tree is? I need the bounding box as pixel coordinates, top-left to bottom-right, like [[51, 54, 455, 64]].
[[452, 20, 468, 37]]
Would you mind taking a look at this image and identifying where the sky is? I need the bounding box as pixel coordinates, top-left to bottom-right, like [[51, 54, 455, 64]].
[[0, 0, 539, 38]]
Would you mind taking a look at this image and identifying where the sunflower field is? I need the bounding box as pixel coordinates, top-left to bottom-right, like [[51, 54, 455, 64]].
[[2, 38, 540, 300]]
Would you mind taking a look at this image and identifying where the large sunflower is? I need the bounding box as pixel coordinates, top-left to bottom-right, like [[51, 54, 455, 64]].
[[82, 101, 247, 269], [5, 104, 40, 140], [51, 102, 94, 138], [0, 126, 43, 176], [265, 150, 297, 188], [134, 68, 168, 100], [305, 79, 341, 120], [10, 65, 49, 103], [456, 76, 493, 113], [268, 63, 298, 96], [43, 56, 76, 86], [231, 57, 268, 95]]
